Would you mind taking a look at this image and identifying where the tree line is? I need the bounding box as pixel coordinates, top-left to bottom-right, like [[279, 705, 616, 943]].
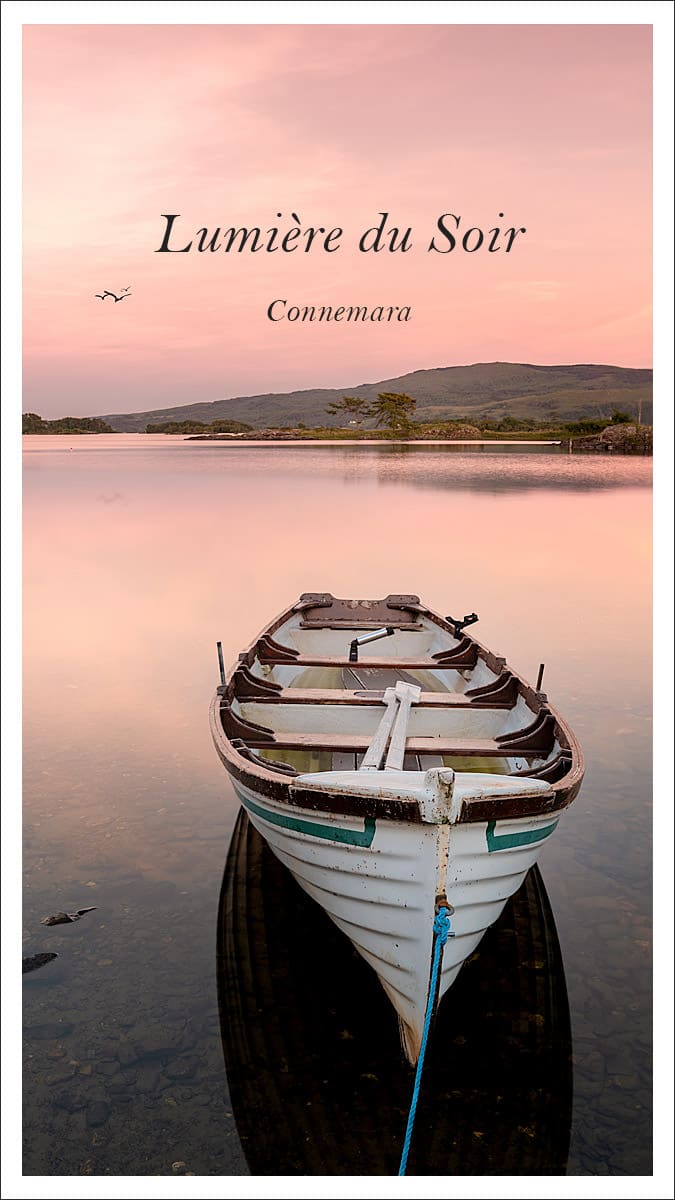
[[145, 419, 252, 434], [326, 393, 417, 433], [22, 413, 114, 434], [325, 395, 638, 436]]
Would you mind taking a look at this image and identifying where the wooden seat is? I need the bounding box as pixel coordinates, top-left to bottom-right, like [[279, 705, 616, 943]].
[[240, 732, 541, 758], [257, 654, 479, 670], [253, 634, 477, 672], [219, 698, 557, 760]]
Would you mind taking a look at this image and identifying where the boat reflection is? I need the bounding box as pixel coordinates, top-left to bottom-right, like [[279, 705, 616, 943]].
[[217, 810, 572, 1176]]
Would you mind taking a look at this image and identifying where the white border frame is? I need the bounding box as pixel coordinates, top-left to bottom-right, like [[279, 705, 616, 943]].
[[3, 5, 672, 1198]]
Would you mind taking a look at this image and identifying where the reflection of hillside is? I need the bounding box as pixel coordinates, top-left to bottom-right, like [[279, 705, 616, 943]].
[[217, 812, 573, 1176], [196, 444, 651, 495], [324, 446, 652, 493]]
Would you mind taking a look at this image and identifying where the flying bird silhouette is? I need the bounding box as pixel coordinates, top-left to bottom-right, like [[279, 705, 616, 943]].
[[95, 289, 131, 302]]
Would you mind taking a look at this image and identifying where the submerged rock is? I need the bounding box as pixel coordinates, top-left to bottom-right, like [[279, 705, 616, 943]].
[[54, 1090, 88, 1113], [22, 952, 58, 974], [24, 1021, 74, 1040], [41, 907, 97, 926], [46, 1063, 77, 1086], [165, 1056, 199, 1081], [86, 1100, 110, 1128]]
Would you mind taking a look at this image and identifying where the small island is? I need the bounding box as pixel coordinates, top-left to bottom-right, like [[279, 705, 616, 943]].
[[22, 413, 115, 434]]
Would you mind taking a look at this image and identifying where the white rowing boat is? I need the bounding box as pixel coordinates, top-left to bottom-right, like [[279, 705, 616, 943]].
[[210, 593, 584, 1063]]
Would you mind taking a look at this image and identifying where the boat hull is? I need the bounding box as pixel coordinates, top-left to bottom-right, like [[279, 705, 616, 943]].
[[217, 811, 574, 1175], [211, 594, 583, 1063], [230, 775, 561, 1063]]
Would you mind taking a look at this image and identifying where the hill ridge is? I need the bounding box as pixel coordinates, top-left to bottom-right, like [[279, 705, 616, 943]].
[[98, 361, 653, 432]]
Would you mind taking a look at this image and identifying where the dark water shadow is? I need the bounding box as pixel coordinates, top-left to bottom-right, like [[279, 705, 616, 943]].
[[216, 811, 573, 1176]]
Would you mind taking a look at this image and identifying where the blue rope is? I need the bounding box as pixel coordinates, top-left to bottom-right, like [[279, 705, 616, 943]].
[[398, 905, 453, 1176]]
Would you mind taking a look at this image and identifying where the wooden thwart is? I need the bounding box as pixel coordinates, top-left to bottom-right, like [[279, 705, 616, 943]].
[[258, 655, 478, 670], [220, 697, 556, 761], [243, 732, 536, 757]]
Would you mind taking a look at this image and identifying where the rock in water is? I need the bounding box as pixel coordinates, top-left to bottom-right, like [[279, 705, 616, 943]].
[[41, 907, 97, 926], [86, 1101, 110, 1128], [22, 952, 58, 974]]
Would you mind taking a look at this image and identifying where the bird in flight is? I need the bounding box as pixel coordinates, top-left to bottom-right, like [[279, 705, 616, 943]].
[[95, 289, 131, 302]]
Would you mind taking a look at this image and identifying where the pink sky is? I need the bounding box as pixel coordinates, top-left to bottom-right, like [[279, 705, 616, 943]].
[[23, 24, 652, 418]]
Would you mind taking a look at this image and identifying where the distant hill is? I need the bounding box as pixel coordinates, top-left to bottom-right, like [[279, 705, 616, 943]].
[[99, 362, 652, 432]]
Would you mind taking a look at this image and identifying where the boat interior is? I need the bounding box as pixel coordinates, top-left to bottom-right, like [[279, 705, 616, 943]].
[[217, 595, 574, 783]]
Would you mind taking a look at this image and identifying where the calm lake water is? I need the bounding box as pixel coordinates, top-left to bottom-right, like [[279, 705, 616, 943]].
[[20, 437, 652, 1178]]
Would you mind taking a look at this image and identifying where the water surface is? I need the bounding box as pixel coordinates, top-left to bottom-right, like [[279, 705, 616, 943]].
[[22, 439, 652, 1176]]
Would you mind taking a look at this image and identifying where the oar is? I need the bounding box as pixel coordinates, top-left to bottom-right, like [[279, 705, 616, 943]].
[[359, 687, 399, 771], [385, 681, 422, 771]]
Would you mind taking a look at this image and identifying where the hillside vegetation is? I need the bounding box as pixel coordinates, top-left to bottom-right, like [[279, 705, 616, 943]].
[[98, 362, 652, 432], [145, 419, 252, 434], [23, 413, 114, 434]]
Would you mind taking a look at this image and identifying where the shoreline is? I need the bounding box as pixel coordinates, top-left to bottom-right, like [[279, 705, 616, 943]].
[[21, 433, 653, 456], [22, 434, 566, 447], [184, 436, 564, 446]]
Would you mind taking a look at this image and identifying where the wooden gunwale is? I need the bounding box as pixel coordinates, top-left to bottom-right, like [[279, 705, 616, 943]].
[[211, 595, 585, 824], [257, 655, 479, 670]]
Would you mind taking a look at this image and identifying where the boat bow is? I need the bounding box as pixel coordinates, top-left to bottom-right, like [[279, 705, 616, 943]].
[[290, 766, 553, 824]]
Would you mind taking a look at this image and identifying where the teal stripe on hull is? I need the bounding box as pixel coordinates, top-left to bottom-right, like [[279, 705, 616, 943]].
[[486, 818, 559, 853], [235, 787, 377, 848]]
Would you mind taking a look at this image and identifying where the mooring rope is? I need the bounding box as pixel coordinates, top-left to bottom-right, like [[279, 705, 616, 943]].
[[398, 904, 453, 1176]]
